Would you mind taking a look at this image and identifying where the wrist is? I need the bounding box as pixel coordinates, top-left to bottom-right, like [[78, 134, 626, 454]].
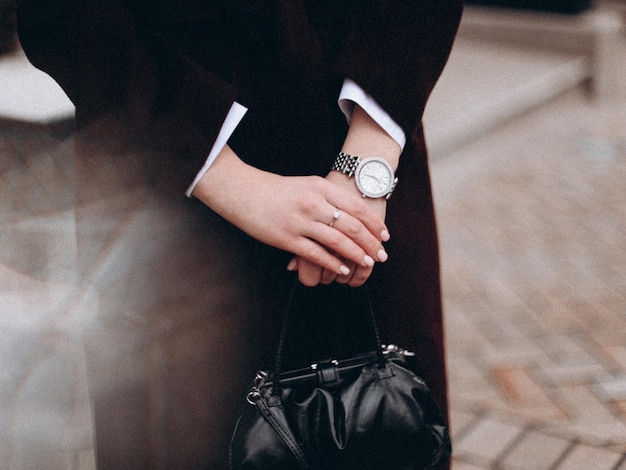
[[325, 170, 388, 216], [342, 105, 401, 172], [192, 145, 272, 223]]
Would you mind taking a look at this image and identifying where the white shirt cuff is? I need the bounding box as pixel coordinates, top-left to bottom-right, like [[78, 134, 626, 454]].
[[185, 101, 248, 197], [187, 81, 404, 197], [338, 78, 406, 150]]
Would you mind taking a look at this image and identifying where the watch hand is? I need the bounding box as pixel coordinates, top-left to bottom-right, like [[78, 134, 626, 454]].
[[362, 174, 382, 184]]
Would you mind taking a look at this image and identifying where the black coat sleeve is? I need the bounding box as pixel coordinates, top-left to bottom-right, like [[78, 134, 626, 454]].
[[334, 0, 463, 138], [17, 0, 239, 186]]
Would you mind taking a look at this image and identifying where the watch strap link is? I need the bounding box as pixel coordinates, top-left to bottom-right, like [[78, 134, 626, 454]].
[[331, 151, 361, 177], [385, 177, 399, 200]]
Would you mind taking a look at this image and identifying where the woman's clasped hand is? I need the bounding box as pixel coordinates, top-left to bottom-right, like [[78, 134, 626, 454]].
[[193, 144, 390, 287]]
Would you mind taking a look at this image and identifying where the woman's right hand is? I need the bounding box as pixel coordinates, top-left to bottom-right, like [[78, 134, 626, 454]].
[[192, 145, 389, 286]]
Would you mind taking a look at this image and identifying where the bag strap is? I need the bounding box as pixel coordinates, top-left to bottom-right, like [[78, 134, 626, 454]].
[[259, 277, 387, 469], [254, 394, 311, 470], [271, 277, 386, 397]]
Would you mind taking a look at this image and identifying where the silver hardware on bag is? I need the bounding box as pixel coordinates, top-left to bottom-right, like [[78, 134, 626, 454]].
[[311, 360, 341, 386], [383, 344, 416, 356], [246, 371, 268, 405], [310, 359, 339, 370]]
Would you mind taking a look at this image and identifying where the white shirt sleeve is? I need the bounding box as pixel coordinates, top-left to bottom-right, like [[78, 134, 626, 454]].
[[185, 101, 248, 197], [338, 78, 406, 150], [186, 79, 405, 197]]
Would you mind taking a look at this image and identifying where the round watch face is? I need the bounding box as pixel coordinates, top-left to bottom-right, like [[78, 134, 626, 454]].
[[355, 157, 394, 198]]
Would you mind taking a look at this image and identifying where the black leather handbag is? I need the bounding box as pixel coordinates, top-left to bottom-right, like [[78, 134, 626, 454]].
[[229, 282, 451, 469]]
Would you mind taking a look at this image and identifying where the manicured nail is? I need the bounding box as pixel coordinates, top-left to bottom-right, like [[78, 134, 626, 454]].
[[286, 259, 297, 271], [377, 249, 388, 262], [381, 230, 390, 242], [339, 265, 351, 276], [363, 255, 375, 267]]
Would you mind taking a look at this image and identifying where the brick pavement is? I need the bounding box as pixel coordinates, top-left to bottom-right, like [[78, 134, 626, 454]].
[[431, 89, 626, 468]]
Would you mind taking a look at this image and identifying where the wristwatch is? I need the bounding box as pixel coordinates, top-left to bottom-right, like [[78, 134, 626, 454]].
[[331, 151, 398, 200]]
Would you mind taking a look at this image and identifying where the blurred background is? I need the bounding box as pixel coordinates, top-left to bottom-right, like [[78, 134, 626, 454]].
[[1, 0, 626, 468]]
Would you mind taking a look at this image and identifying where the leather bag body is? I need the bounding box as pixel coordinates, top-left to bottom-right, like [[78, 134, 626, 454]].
[[229, 283, 451, 469]]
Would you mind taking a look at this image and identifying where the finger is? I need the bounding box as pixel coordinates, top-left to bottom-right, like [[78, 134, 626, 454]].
[[291, 255, 342, 286], [320, 268, 338, 285], [325, 192, 389, 241], [327, 207, 341, 229], [327, 210, 388, 263], [307, 219, 384, 268], [292, 238, 351, 279], [298, 261, 323, 287], [287, 257, 325, 287], [306, 222, 369, 268], [286, 257, 298, 272], [347, 265, 374, 287], [335, 261, 357, 285]]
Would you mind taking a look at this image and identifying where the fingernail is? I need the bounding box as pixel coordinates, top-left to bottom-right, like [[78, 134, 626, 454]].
[[363, 255, 375, 267], [339, 265, 351, 276], [286, 259, 297, 271], [381, 230, 390, 242], [377, 249, 388, 262]]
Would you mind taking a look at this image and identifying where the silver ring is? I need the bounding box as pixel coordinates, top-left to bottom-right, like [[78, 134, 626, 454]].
[[329, 209, 341, 227]]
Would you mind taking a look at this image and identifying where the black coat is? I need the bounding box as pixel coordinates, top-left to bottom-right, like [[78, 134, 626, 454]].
[[18, 1, 463, 468]]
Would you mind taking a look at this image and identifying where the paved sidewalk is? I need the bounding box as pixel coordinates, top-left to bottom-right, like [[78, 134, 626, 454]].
[[433, 89, 626, 469]]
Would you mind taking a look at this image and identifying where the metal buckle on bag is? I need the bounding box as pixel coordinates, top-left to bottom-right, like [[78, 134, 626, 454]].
[[383, 344, 416, 357], [246, 371, 268, 405], [311, 360, 340, 386]]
